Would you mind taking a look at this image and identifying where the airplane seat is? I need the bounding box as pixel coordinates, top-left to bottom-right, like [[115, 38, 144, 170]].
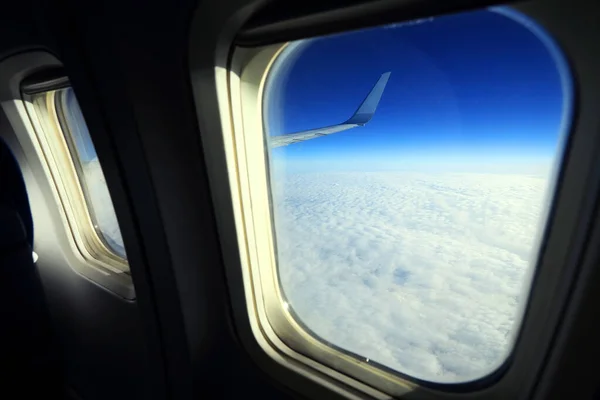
[[0, 140, 65, 396]]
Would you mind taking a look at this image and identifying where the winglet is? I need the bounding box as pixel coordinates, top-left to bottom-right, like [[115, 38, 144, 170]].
[[344, 72, 391, 126]]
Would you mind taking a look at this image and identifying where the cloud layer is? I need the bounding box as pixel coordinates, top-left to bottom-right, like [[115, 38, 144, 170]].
[[271, 170, 551, 383], [83, 159, 126, 257], [82, 154, 552, 382]]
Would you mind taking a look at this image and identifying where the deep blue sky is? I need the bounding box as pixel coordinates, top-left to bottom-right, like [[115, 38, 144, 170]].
[[265, 7, 571, 173]]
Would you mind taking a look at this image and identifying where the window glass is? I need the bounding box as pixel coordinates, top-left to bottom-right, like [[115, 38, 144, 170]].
[[264, 7, 571, 383], [61, 88, 127, 259]]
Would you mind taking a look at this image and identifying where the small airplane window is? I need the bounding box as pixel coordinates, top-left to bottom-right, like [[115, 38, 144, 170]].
[[59, 88, 127, 259], [264, 7, 572, 383]]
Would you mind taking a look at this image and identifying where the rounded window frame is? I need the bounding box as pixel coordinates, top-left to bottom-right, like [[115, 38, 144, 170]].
[[224, 5, 577, 397]]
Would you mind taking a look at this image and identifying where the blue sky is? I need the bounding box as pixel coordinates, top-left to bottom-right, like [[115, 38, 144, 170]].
[[265, 7, 571, 173], [64, 88, 97, 163]]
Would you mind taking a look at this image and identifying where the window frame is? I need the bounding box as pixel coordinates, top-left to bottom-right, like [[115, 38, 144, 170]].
[[22, 87, 129, 274], [189, 0, 600, 398], [54, 88, 128, 260], [250, 5, 580, 390]]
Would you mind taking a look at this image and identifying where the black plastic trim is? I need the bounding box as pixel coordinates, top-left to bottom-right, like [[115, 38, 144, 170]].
[[21, 67, 70, 95]]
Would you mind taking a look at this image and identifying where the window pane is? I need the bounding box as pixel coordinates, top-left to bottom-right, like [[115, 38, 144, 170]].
[[264, 7, 571, 383], [62, 88, 127, 259]]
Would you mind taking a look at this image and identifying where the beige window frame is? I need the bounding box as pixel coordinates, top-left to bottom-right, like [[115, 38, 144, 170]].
[[23, 88, 129, 276]]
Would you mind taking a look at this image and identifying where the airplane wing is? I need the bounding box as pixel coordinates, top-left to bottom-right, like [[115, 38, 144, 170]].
[[269, 71, 391, 148]]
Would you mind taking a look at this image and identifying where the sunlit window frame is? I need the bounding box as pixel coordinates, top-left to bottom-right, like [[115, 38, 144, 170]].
[[220, 6, 577, 398], [229, 42, 426, 398], [22, 88, 129, 275]]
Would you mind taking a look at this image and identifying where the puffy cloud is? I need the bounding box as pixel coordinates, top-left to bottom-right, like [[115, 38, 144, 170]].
[[271, 170, 550, 383]]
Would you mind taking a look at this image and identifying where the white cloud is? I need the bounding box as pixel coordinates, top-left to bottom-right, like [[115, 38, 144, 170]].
[[82, 159, 126, 257], [71, 156, 554, 382], [271, 170, 551, 383]]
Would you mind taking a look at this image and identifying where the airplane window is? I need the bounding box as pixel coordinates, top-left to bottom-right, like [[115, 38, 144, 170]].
[[263, 7, 572, 383], [58, 88, 127, 259], [21, 74, 129, 286]]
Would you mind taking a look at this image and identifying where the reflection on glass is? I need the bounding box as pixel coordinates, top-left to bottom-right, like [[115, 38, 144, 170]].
[[264, 7, 571, 383], [62, 88, 127, 259]]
